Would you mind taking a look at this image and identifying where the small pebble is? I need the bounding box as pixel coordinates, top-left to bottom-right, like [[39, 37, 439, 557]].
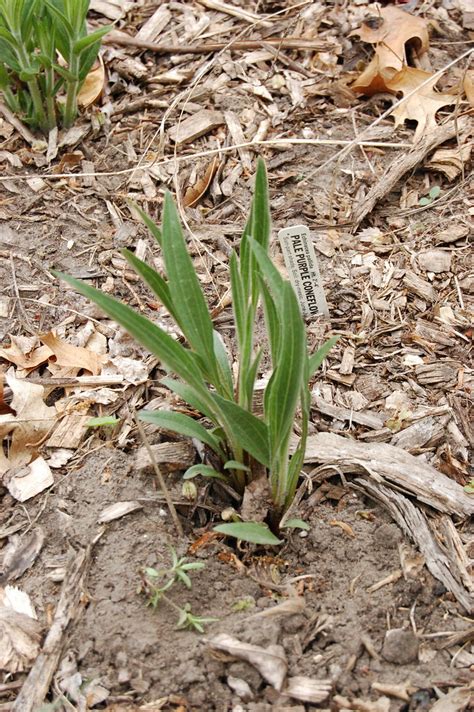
[[382, 628, 419, 664]]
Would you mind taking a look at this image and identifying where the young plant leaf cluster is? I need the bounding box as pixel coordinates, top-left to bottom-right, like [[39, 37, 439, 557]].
[[142, 549, 216, 632], [55, 159, 336, 544], [0, 0, 109, 132]]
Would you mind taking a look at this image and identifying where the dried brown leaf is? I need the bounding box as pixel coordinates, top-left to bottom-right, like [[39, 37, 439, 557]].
[[0, 373, 57, 472], [385, 68, 455, 142], [0, 529, 44, 582], [0, 335, 51, 371], [78, 56, 105, 108], [40, 331, 102, 375], [330, 520, 356, 538], [183, 158, 220, 207], [463, 70, 474, 107], [351, 7, 429, 93]]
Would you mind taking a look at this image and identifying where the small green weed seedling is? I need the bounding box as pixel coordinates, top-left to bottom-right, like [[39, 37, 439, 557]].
[[142, 549, 217, 632], [419, 185, 441, 207], [0, 0, 110, 132], [55, 159, 336, 544]]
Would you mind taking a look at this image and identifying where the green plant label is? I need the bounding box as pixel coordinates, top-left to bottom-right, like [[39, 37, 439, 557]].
[[278, 225, 329, 318]]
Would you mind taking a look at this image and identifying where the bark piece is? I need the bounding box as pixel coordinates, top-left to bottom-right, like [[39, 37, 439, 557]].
[[418, 249, 452, 273], [46, 414, 90, 449], [351, 122, 460, 227], [135, 5, 171, 43], [135, 441, 195, 472], [415, 362, 457, 385], [302, 432, 473, 517]]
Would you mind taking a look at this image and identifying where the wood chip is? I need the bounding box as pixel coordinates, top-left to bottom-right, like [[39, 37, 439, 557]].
[[415, 362, 457, 385], [168, 110, 224, 146], [135, 5, 172, 43], [312, 396, 385, 430], [418, 249, 452, 273], [403, 271, 437, 302], [46, 414, 90, 449]]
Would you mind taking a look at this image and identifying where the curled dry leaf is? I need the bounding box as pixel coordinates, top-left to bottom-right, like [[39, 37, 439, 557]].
[[0, 374, 14, 415], [330, 520, 356, 538], [350, 8, 455, 142], [0, 334, 51, 372], [0, 373, 57, 473], [351, 7, 429, 93], [0, 607, 42, 673], [0, 585, 37, 619], [183, 157, 220, 208], [207, 633, 287, 691], [78, 55, 106, 108]]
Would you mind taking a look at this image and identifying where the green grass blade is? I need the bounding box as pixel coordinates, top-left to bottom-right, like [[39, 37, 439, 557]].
[[308, 336, 339, 377], [211, 393, 270, 467], [214, 522, 282, 545], [54, 271, 208, 394], [139, 409, 223, 456], [161, 192, 218, 379]]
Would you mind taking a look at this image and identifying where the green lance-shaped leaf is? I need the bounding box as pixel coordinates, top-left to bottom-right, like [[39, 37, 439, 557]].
[[122, 248, 178, 323], [240, 158, 271, 300], [264, 282, 306, 469], [212, 330, 234, 400], [73, 25, 110, 56], [214, 522, 282, 546], [160, 377, 218, 424], [132, 203, 163, 246], [229, 251, 245, 348], [183, 464, 226, 481], [308, 335, 339, 377], [139, 409, 224, 457], [53, 272, 211, 398], [280, 518, 310, 531], [160, 192, 219, 385], [248, 237, 284, 306], [211, 393, 270, 467]]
